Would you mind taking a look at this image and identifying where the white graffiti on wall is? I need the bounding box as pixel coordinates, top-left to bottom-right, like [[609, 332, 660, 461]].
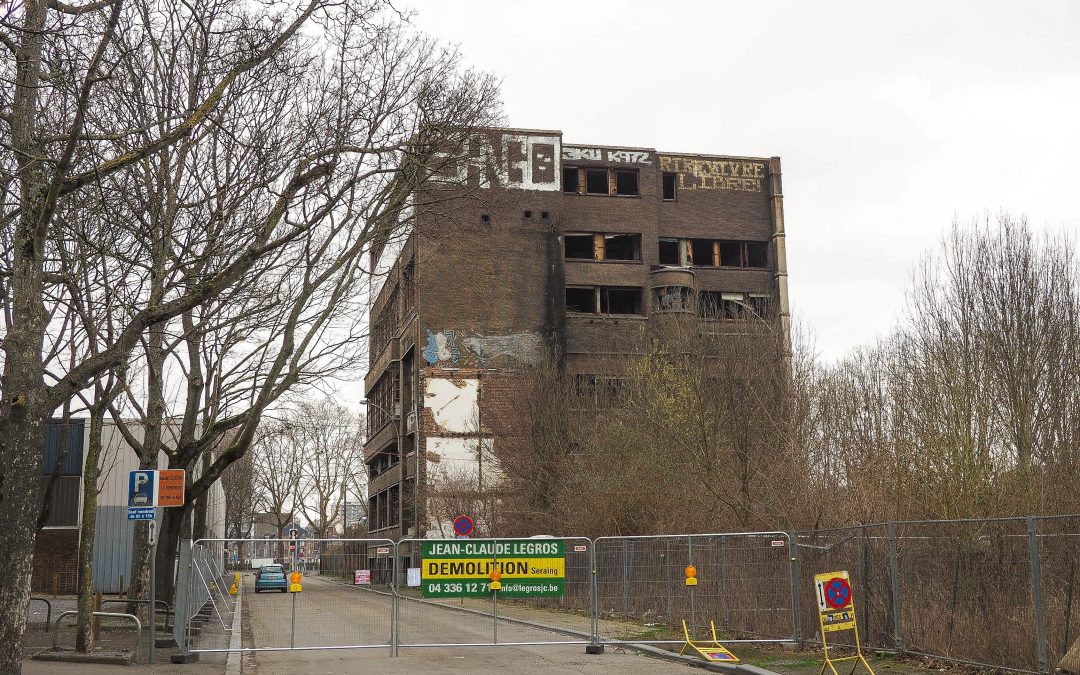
[[562, 146, 652, 165], [461, 333, 544, 364], [424, 377, 478, 433], [438, 132, 561, 191]]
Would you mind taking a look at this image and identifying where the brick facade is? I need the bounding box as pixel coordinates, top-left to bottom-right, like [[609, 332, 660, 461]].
[[363, 129, 789, 540], [32, 529, 79, 594]]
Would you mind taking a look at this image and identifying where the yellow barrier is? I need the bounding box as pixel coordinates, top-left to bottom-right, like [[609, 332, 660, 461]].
[[679, 619, 739, 663]]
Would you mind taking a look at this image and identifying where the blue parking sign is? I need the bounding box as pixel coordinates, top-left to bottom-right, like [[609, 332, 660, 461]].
[[129, 470, 156, 507]]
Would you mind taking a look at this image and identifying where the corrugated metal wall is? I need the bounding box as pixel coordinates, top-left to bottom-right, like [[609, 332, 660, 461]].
[[92, 505, 148, 593]]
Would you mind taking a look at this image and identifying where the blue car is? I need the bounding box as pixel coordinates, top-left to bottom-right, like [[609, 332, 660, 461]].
[[254, 564, 288, 593]]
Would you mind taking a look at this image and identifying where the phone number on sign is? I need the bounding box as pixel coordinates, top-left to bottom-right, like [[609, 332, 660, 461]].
[[426, 582, 489, 594]]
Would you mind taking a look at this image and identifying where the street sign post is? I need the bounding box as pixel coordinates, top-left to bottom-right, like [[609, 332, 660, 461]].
[[813, 570, 875, 675], [126, 468, 184, 664]]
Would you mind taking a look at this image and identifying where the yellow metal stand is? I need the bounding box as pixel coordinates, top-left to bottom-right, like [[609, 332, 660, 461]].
[[818, 600, 874, 675], [679, 619, 739, 663]]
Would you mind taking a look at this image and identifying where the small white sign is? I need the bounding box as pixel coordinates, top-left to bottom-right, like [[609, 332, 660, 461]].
[[376, 547, 390, 555], [573, 545, 587, 552], [354, 569, 371, 585], [407, 567, 421, 587]]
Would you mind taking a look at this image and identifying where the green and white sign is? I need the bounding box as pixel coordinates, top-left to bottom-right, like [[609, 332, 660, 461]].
[[421, 539, 566, 598]]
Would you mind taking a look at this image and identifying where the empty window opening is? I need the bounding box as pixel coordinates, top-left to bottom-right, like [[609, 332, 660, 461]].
[[691, 239, 716, 267], [659, 238, 681, 266], [722, 292, 747, 320], [480, 213, 490, 224], [698, 291, 722, 318], [603, 234, 641, 261], [562, 167, 579, 193], [615, 170, 639, 196], [566, 286, 597, 313], [747, 241, 769, 268], [564, 234, 595, 260], [523, 210, 532, 219], [662, 172, 677, 200], [600, 286, 643, 315], [585, 169, 608, 194], [749, 294, 770, 318], [654, 286, 692, 313], [719, 241, 742, 267], [541, 211, 550, 219]]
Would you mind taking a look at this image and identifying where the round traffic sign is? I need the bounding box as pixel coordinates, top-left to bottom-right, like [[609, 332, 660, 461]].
[[824, 577, 852, 609], [453, 514, 474, 537]]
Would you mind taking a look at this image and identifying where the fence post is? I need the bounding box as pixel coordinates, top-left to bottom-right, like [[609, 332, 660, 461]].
[[887, 521, 904, 652], [1026, 517, 1048, 673], [786, 531, 801, 646], [392, 541, 399, 657], [587, 539, 603, 653]]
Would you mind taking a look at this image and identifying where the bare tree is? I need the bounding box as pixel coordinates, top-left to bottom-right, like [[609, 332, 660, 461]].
[[291, 399, 362, 540], [0, 0, 498, 664]]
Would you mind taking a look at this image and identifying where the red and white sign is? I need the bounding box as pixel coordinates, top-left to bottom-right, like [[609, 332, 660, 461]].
[[573, 545, 587, 552], [376, 547, 390, 555], [354, 569, 371, 585]]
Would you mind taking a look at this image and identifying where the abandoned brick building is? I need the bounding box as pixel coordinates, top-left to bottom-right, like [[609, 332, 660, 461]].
[[363, 128, 789, 542]]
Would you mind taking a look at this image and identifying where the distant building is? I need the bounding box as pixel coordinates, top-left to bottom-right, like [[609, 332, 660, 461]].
[[33, 419, 227, 594], [363, 128, 789, 541]]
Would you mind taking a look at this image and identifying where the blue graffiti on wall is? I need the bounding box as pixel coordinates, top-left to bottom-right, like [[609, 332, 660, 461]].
[[423, 330, 461, 365]]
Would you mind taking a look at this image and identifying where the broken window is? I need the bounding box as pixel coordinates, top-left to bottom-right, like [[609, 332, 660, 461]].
[[748, 294, 770, 318], [747, 241, 769, 268], [614, 170, 639, 196], [654, 286, 692, 313], [722, 292, 747, 320], [585, 169, 608, 194], [562, 167, 579, 193], [691, 239, 716, 267], [697, 291, 723, 318], [603, 234, 641, 261], [600, 286, 643, 315], [564, 233, 595, 260], [658, 238, 681, 266], [719, 241, 743, 267], [566, 286, 597, 313], [662, 172, 677, 200]]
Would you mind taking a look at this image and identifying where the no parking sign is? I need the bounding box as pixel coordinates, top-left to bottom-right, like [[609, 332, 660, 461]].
[[812, 570, 875, 674]]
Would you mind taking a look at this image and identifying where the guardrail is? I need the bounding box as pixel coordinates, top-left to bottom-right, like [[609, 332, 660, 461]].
[[29, 596, 51, 631], [52, 611, 142, 660]]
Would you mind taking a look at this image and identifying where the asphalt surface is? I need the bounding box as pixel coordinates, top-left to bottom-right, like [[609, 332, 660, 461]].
[[244, 573, 702, 673]]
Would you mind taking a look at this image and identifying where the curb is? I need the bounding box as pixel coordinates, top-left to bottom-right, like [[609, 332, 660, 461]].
[[225, 583, 243, 674]]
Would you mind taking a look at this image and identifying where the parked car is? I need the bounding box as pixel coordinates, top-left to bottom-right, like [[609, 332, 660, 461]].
[[254, 564, 288, 593]]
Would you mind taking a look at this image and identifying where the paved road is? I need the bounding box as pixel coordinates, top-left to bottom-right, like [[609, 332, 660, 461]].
[[244, 573, 701, 674]]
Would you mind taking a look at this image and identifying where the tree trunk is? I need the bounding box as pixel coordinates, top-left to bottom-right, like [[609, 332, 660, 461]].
[[155, 503, 188, 608], [1, 1, 50, 670], [0, 411, 48, 673], [75, 407, 106, 652]]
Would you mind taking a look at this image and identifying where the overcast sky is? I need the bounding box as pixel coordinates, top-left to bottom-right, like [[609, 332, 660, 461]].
[[405, 0, 1080, 360]]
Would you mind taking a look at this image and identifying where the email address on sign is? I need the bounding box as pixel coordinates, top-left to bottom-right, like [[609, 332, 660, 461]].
[[502, 583, 559, 593]]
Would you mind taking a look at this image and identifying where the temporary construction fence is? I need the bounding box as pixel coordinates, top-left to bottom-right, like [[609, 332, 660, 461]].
[[592, 532, 796, 645], [793, 515, 1080, 674], [176, 517, 1079, 674]]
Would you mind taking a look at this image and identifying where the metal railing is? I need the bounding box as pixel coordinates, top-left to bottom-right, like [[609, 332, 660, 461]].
[[52, 610, 142, 660], [173, 517, 1080, 674]]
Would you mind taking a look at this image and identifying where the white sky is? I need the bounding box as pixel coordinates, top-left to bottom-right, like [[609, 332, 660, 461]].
[[405, 0, 1080, 360]]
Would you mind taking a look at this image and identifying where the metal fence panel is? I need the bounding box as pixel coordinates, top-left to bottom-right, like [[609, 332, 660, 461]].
[[593, 532, 795, 645], [1037, 516, 1079, 670], [184, 538, 395, 653]]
